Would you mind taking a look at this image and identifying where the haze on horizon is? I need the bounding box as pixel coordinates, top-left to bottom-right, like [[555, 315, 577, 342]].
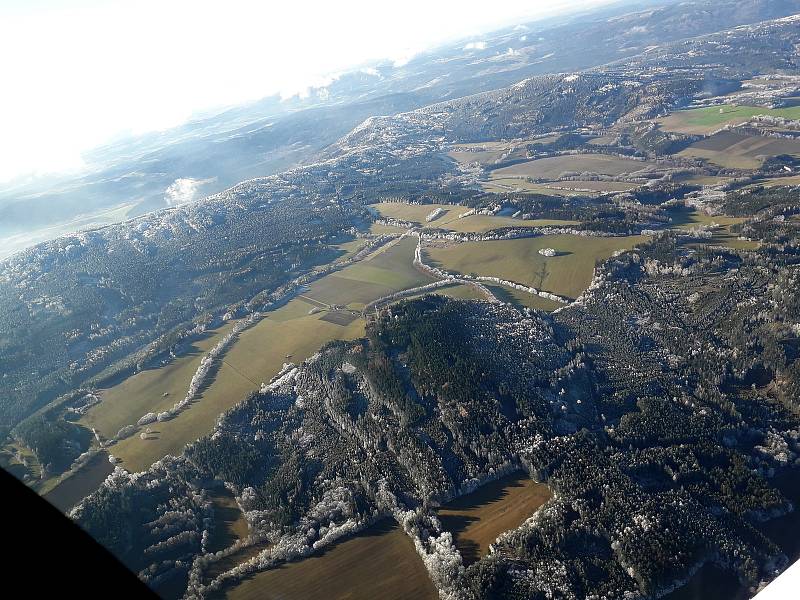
[[0, 0, 612, 184]]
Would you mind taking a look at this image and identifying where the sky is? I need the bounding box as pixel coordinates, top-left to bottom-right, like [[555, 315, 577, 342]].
[[0, 0, 611, 182]]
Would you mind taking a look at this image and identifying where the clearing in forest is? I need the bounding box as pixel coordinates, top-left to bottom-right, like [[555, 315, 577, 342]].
[[219, 520, 437, 600], [437, 472, 551, 566]]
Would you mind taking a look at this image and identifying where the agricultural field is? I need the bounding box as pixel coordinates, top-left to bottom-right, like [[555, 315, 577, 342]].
[[482, 177, 590, 196], [757, 175, 800, 187], [370, 202, 463, 224], [371, 202, 578, 233], [444, 215, 579, 234], [307, 236, 434, 309], [80, 321, 241, 442], [207, 488, 250, 553], [486, 284, 563, 312], [75, 236, 432, 473], [674, 173, 733, 186], [587, 135, 619, 146], [448, 142, 521, 167], [668, 207, 746, 230], [678, 130, 800, 169], [489, 154, 655, 180], [398, 282, 487, 304], [438, 473, 551, 565], [447, 137, 561, 167], [42, 451, 114, 512], [218, 521, 437, 600], [667, 207, 759, 250], [658, 104, 800, 135], [425, 234, 646, 300], [369, 221, 408, 235], [109, 302, 365, 472]]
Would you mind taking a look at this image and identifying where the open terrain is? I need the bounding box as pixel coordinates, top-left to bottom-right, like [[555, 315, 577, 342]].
[[658, 104, 800, 134], [489, 154, 655, 180], [218, 521, 437, 600], [426, 234, 646, 300], [438, 473, 551, 565], [678, 130, 800, 169], [307, 235, 434, 309], [109, 303, 365, 472]]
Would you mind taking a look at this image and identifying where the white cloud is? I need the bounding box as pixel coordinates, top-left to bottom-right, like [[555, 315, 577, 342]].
[[463, 41, 488, 51], [164, 177, 215, 206]]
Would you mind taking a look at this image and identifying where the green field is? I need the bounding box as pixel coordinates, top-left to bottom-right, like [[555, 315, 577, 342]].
[[482, 177, 591, 196], [658, 104, 800, 134], [426, 234, 645, 300], [43, 451, 115, 512], [81, 321, 241, 441], [678, 130, 800, 169], [208, 488, 251, 553], [371, 202, 463, 224], [668, 207, 759, 251], [372, 201, 579, 233], [218, 520, 437, 600], [85, 237, 428, 472], [308, 236, 434, 309], [486, 284, 563, 311], [444, 215, 579, 233], [109, 303, 365, 472], [489, 154, 654, 180], [483, 176, 639, 195], [438, 473, 551, 565], [759, 175, 800, 187], [447, 137, 561, 167]]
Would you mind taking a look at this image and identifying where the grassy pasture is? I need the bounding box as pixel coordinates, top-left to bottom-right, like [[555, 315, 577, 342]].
[[486, 284, 563, 312], [308, 236, 434, 309], [542, 180, 641, 192], [443, 215, 579, 234], [425, 234, 645, 300], [483, 176, 639, 195], [438, 473, 551, 565], [482, 177, 591, 196], [80, 321, 240, 441], [42, 450, 114, 512], [110, 305, 365, 472], [489, 154, 655, 180], [678, 131, 800, 169], [218, 520, 437, 600], [758, 175, 800, 187], [668, 207, 759, 251], [658, 105, 800, 135], [371, 202, 462, 224], [369, 221, 408, 235], [89, 237, 429, 472], [447, 138, 561, 167], [668, 206, 746, 230], [207, 488, 250, 553], [371, 201, 579, 233]]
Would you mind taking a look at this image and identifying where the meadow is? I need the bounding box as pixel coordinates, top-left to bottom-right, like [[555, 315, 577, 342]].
[[109, 304, 365, 472], [370, 202, 463, 224], [668, 207, 760, 250], [425, 234, 646, 300], [82, 237, 426, 472], [438, 472, 551, 565], [678, 130, 800, 169], [218, 520, 437, 600], [80, 321, 241, 442], [371, 202, 579, 233], [658, 104, 800, 135], [43, 451, 115, 512], [307, 235, 434, 309], [489, 154, 655, 180]]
